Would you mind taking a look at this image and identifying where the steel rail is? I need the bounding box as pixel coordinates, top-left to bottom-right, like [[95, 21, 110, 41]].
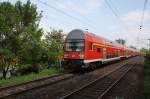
[[98, 63, 135, 99], [0, 73, 74, 99], [0, 74, 63, 91], [60, 63, 131, 99]]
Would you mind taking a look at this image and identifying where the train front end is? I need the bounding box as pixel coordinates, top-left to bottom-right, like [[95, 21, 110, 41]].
[[62, 29, 85, 70]]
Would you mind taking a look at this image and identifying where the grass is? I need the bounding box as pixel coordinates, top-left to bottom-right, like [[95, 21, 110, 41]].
[[142, 58, 150, 97], [0, 66, 64, 88]]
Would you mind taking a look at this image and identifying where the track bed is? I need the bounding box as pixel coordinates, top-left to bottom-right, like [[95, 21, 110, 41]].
[[1, 56, 143, 99]]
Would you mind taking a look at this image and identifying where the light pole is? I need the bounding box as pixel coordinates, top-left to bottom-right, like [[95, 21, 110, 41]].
[[85, 29, 88, 32]]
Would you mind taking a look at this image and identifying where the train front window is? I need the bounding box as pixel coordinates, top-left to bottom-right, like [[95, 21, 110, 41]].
[[66, 40, 84, 52]]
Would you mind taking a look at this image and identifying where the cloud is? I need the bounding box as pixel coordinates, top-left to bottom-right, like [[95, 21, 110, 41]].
[[119, 10, 150, 48], [118, 27, 150, 49], [122, 10, 150, 23], [63, 0, 103, 15]]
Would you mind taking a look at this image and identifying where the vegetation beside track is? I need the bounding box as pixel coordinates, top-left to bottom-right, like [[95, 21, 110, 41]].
[[0, 66, 64, 88], [142, 54, 150, 98], [0, 0, 64, 80]]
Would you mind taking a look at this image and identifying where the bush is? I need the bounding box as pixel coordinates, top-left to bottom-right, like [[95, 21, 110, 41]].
[[33, 64, 42, 73], [18, 64, 32, 75], [145, 52, 150, 60], [18, 64, 42, 75]]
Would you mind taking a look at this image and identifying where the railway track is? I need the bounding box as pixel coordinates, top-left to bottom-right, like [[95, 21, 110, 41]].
[[0, 56, 141, 99], [0, 73, 74, 99], [60, 63, 136, 99]]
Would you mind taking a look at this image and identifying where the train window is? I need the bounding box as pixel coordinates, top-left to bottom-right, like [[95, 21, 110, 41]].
[[66, 40, 84, 52], [97, 47, 101, 53], [89, 42, 93, 51]]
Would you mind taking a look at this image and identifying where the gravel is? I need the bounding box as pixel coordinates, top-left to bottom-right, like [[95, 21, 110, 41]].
[[102, 56, 144, 99], [3, 57, 142, 99]]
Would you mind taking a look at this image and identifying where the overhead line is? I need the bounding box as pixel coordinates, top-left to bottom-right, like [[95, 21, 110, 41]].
[[37, 0, 98, 30], [44, 14, 77, 29], [54, 0, 99, 30], [105, 0, 130, 32], [108, 0, 120, 14], [139, 0, 148, 30], [137, 0, 148, 48]]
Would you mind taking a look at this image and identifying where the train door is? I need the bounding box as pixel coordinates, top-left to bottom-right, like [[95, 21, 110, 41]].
[[103, 48, 107, 59], [97, 47, 101, 58], [118, 50, 120, 57]]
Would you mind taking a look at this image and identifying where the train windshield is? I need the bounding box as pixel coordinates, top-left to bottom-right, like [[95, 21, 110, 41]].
[[66, 39, 84, 52]]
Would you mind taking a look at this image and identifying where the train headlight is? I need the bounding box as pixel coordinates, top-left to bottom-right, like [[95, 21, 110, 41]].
[[80, 53, 84, 59]]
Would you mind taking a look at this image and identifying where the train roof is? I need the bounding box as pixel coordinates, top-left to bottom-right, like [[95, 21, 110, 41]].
[[84, 30, 125, 48], [67, 29, 139, 51], [67, 29, 85, 40]]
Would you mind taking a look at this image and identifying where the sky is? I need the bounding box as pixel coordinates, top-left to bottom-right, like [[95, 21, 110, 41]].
[[1, 0, 150, 49]]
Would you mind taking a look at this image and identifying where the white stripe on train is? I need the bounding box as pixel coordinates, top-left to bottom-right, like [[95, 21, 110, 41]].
[[83, 55, 132, 64]]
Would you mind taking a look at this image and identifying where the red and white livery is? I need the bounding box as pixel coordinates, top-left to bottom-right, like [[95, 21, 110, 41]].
[[62, 29, 140, 70]]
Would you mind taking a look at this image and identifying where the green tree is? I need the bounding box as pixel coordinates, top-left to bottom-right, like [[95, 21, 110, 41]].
[[140, 48, 149, 57], [15, 0, 43, 73], [0, 2, 21, 78], [45, 29, 64, 51], [19, 41, 43, 73], [45, 28, 65, 66], [0, 2, 21, 54], [0, 0, 42, 56], [0, 0, 43, 76], [0, 48, 15, 79]]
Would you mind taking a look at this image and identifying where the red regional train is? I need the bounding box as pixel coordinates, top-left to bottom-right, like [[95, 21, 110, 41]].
[[62, 29, 140, 70]]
